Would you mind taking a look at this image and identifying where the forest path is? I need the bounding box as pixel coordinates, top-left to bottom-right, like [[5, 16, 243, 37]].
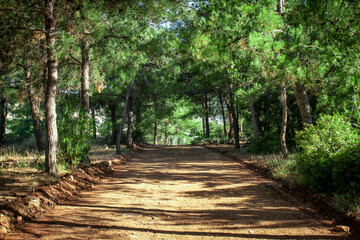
[[8, 146, 348, 239]]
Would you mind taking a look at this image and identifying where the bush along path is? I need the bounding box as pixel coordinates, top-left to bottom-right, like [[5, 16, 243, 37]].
[[0, 145, 143, 238], [204, 144, 360, 237], [4, 145, 354, 239]]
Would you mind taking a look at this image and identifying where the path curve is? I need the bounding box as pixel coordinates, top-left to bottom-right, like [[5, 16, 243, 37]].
[[8, 146, 348, 239]]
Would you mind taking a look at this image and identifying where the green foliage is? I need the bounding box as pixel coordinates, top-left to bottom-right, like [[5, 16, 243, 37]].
[[328, 143, 360, 195], [58, 105, 93, 167], [246, 132, 281, 154], [266, 154, 298, 183], [333, 193, 360, 213], [6, 102, 39, 145], [296, 114, 360, 193]]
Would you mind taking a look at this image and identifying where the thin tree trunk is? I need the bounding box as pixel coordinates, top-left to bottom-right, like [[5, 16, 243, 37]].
[[110, 104, 117, 145], [278, 0, 288, 159], [232, 108, 240, 148], [294, 82, 312, 125], [116, 80, 134, 154], [239, 115, 243, 137], [228, 98, 240, 149], [280, 82, 289, 159], [92, 108, 96, 138], [202, 116, 206, 136], [278, 0, 285, 14], [80, 35, 90, 112], [164, 121, 169, 145], [154, 120, 158, 145], [44, 0, 58, 177], [107, 116, 111, 144], [0, 97, 7, 148], [24, 60, 44, 151], [127, 95, 134, 148], [219, 95, 227, 137], [225, 102, 234, 138], [204, 94, 210, 138], [249, 103, 261, 139]]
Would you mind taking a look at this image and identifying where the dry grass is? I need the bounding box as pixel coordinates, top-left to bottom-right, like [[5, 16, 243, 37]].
[[0, 145, 124, 206]]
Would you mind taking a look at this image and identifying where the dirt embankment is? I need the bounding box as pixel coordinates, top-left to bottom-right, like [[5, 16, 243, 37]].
[[0, 145, 143, 238], [204, 144, 360, 237]]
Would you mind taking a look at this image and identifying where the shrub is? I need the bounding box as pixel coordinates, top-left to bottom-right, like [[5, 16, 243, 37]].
[[329, 143, 360, 195], [58, 106, 93, 168], [296, 114, 360, 193], [246, 132, 281, 154]]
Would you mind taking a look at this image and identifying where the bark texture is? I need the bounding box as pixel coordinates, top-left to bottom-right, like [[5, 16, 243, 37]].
[[219, 95, 227, 137], [127, 95, 134, 148], [24, 60, 44, 151], [92, 108, 96, 138], [294, 82, 312, 125], [164, 121, 169, 145], [249, 103, 261, 139], [116, 80, 134, 154], [80, 36, 90, 112], [280, 83, 289, 159], [44, 0, 58, 177], [202, 116, 206, 136], [229, 100, 240, 149], [110, 104, 117, 145], [225, 102, 234, 138], [225, 87, 240, 149], [204, 94, 210, 138], [154, 120, 158, 145], [0, 97, 7, 148], [239, 115, 243, 137]]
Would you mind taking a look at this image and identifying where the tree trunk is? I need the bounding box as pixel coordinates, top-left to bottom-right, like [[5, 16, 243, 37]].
[[126, 95, 134, 148], [154, 120, 158, 145], [107, 116, 111, 144], [110, 104, 117, 145], [225, 90, 240, 149], [239, 115, 243, 137], [116, 80, 134, 154], [294, 82, 312, 125], [204, 94, 210, 138], [44, 0, 58, 177], [92, 108, 96, 138], [24, 60, 44, 151], [278, 0, 285, 14], [164, 121, 169, 145], [225, 102, 234, 138], [0, 97, 7, 148], [249, 103, 261, 139], [280, 82, 289, 159], [80, 35, 90, 112], [202, 116, 206, 136], [219, 95, 227, 137], [225, 84, 240, 148]]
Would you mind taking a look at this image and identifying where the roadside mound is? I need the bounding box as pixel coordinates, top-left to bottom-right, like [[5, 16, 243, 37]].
[[0, 145, 143, 238]]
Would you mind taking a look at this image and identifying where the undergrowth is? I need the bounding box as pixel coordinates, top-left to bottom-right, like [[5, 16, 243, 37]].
[[265, 154, 300, 185]]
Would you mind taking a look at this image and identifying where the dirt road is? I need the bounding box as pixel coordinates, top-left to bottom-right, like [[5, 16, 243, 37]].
[[7, 146, 348, 239]]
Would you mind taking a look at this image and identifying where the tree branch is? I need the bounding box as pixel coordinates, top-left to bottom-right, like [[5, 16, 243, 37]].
[[69, 53, 82, 64], [0, 27, 45, 33]]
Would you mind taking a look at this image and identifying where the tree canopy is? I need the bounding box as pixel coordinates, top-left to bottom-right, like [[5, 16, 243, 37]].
[[0, 0, 359, 177]]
